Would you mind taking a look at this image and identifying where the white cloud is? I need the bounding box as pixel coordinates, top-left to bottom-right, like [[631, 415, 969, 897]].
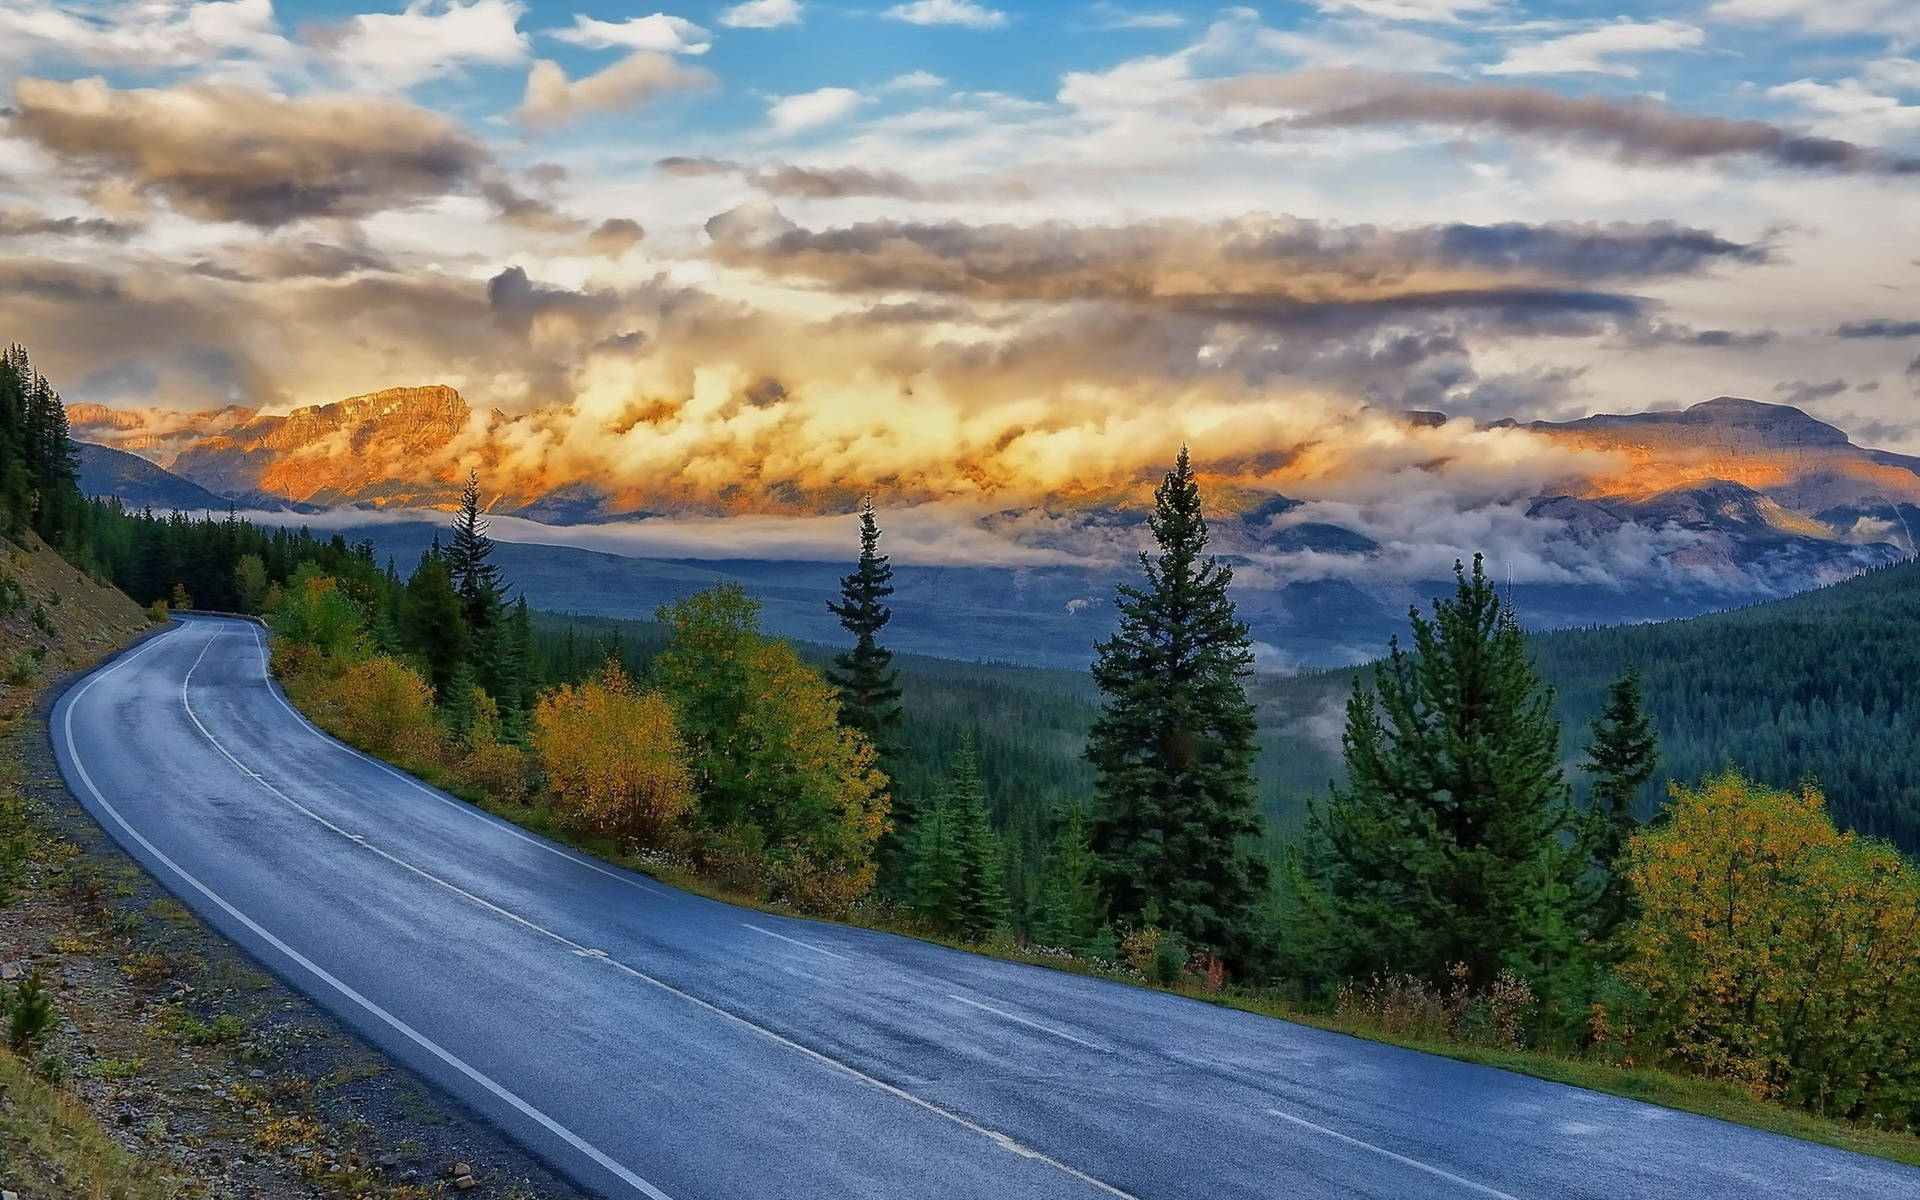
[[1085, 3, 1185, 29], [1708, 0, 1920, 38], [883, 69, 947, 90], [1486, 20, 1704, 79], [320, 0, 529, 88], [1312, 0, 1499, 24], [550, 12, 711, 55], [718, 0, 803, 29], [767, 86, 868, 132], [1864, 58, 1920, 93], [0, 0, 293, 73], [516, 51, 712, 127], [882, 1, 1009, 30], [1769, 77, 1920, 140]]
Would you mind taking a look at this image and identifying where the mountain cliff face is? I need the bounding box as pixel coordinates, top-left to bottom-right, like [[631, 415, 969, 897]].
[[148, 386, 472, 509]]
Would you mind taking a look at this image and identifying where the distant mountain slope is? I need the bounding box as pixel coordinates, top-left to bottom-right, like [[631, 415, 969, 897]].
[[74, 442, 234, 511], [341, 521, 1747, 670], [1254, 557, 1920, 853]]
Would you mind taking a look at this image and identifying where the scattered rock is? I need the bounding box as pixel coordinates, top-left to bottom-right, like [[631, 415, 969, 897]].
[[454, 1174, 477, 1191], [451, 1160, 473, 1177]]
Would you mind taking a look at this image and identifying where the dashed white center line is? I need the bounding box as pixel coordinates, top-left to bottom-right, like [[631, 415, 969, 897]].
[[1266, 1109, 1523, 1200], [948, 994, 1108, 1053], [743, 922, 854, 962]]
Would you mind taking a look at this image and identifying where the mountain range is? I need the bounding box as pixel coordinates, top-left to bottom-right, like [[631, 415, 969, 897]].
[[66, 388, 1919, 667]]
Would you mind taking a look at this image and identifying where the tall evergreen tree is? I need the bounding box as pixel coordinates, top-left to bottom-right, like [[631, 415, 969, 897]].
[[447, 469, 503, 630], [1085, 447, 1268, 972], [1300, 555, 1580, 988], [1581, 666, 1659, 938], [827, 498, 902, 747]]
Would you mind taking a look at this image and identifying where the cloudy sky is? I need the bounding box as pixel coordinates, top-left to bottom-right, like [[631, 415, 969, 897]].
[[2, 0, 1917, 527]]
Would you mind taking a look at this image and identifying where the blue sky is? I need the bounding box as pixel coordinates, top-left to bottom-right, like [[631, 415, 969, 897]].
[[0, 0, 1917, 562]]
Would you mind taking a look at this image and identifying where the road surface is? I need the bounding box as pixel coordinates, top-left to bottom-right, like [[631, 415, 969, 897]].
[[52, 617, 1920, 1200]]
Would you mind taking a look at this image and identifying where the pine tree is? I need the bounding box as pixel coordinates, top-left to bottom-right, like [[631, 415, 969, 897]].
[[497, 596, 536, 738], [950, 744, 1009, 938], [1301, 555, 1579, 988], [828, 505, 907, 891], [908, 742, 1008, 939], [827, 498, 903, 747], [447, 469, 503, 631], [1581, 666, 1659, 938], [1085, 447, 1269, 971], [1032, 802, 1103, 949], [907, 795, 965, 933]]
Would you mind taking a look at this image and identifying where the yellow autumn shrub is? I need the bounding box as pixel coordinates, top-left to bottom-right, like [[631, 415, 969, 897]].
[[1611, 771, 1920, 1125], [321, 656, 440, 760], [531, 663, 693, 847], [454, 688, 531, 800]]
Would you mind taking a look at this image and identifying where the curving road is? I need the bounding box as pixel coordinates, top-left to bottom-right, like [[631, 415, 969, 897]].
[[53, 617, 1920, 1200]]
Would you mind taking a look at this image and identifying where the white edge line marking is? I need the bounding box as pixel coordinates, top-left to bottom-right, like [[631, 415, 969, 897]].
[[239, 621, 679, 900], [948, 994, 1108, 1053], [163, 620, 1140, 1200], [1266, 1109, 1523, 1200], [59, 626, 675, 1200], [743, 922, 854, 962]]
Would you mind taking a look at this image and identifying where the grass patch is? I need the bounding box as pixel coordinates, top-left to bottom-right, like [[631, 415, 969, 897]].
[[0, 1046, 176, 1200]]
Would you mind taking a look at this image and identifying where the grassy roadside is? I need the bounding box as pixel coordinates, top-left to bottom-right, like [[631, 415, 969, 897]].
[[0, 1042, 175, 1200], [323, 710, 1920, 1172]]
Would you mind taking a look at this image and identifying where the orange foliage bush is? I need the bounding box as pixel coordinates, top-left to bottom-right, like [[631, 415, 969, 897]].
[[531, 664, 694, 848]]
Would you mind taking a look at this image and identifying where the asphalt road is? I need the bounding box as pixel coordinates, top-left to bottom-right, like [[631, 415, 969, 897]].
[[53, 616, 1920, 1200]]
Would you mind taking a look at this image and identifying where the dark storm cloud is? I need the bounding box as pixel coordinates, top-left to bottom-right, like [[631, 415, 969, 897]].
[[486, 265, 623, 338], [7, 77, 506, 228], [0, 208, 137, 241], [1834, 318, 1920, 339], [1223, 73, 1920, 177], [1624, 323, 1778, 349], [704, 210, 1764, 329], [1774, 379, 1849, 405]]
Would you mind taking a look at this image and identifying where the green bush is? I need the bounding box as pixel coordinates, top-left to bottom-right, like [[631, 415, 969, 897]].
[[5, 972, 56, 1052]]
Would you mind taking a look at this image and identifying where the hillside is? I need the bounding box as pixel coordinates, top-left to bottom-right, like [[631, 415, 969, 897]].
[[73, 441, 236, 512], [1252, 558, 1920, 853], [0, 534, 147, 725]]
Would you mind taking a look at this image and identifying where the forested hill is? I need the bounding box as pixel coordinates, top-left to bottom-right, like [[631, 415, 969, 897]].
[[541, 556, 1920, 861], [1257, 557, 1920, 853], [1532, 558, 1920, 848]]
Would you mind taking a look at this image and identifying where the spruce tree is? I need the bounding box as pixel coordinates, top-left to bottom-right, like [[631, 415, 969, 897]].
[[1085, 447, 1268, 971], [827, 498, 902, 748], [909, 742, 1008, 939], [447, 469, 503, 631], [1581, 666, 1659, 938], [1301, 555, 1580, 988], [907, 795, 965, 933], [949, 744, 1009, 939], [1032, 802, 1103, 950], [401, 544, 467, 697]]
